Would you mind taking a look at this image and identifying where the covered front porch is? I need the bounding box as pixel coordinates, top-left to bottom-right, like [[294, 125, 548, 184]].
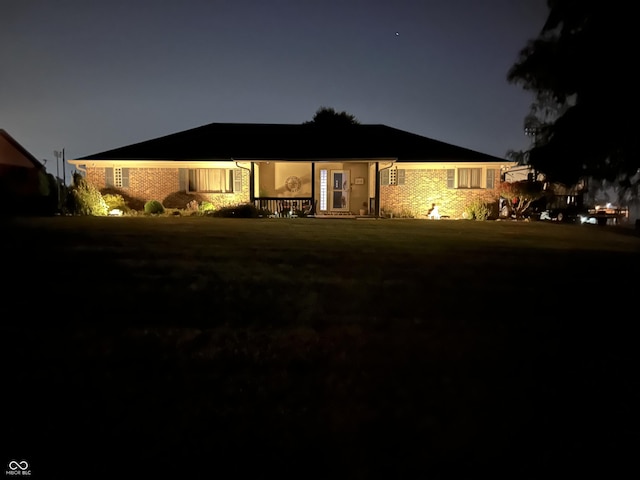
[[250, 160, 380, 217]]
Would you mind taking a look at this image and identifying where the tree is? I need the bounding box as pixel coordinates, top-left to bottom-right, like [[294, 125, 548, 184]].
[[303, 106, 360, 126], [507, 0, 639, 192], [497, 180, 545, 219], [505, 90, 568, 166]]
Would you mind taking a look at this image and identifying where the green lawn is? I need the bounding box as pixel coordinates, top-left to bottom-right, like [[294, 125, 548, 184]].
[[2, 216, 639, 479]]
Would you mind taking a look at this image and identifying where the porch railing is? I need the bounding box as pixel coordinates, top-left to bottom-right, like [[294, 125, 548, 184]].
[[254, 197, 314, 217]]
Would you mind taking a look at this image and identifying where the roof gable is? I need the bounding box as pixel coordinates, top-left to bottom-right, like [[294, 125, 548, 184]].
[[76, 123, 506, 163], [0, 129, 45, 169]]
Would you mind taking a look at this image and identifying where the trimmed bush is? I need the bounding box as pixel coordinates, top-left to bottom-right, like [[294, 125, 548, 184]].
[[144, 200, 165, 214]]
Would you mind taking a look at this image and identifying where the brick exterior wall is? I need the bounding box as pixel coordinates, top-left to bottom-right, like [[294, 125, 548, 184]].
[[85, 167, 250, 210], [84, 164, 503, 217], [380, 168, 502, 219], [85, 167, 105, 191]]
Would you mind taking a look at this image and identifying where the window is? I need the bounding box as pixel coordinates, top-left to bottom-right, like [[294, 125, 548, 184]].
[[457, 168, 482, 188], [188, 169, 241, 193], [380, 168, 405, 185], [114, 168, 123, 187], [320, 169, 328, 211], [486, 168, 496, 189]]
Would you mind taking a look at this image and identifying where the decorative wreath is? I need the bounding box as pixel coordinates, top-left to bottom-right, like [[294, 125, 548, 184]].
[[285, 175, 302, 193]]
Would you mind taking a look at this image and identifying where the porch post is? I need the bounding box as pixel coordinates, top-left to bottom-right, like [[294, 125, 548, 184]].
[[250, 162, 255, 202], [374, 162, 380, 217], [311, 162, 315, 210]]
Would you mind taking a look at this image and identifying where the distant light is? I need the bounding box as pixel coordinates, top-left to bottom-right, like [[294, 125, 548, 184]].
[[395, 32, 399, 36]]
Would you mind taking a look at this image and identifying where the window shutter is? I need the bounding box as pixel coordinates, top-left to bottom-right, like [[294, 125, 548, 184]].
[[105, 168, 114, 187], [121, 168, 130, 188], [486, 169, 495, 189], [233, 169, 243, 192], [446, 169, 455, 189], [380, 169, 390, 185], [397, 169, 405, 185], [179, 168, 188, 191]]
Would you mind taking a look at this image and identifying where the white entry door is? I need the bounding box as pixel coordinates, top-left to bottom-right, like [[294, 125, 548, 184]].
[[330, 170, 350, 211]]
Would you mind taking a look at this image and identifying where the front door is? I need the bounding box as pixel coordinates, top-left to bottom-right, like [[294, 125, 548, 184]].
[[330, 170, 350, 211]]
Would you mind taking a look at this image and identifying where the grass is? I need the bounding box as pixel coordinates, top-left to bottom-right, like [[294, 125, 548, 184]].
[[2, 216, 639, 479]]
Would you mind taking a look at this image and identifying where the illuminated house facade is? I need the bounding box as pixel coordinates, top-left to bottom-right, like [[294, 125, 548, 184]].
[[68, 123, 515, 218]]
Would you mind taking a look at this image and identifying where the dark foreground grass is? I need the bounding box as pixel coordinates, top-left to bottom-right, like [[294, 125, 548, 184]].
[[1, 216, 639, 479]]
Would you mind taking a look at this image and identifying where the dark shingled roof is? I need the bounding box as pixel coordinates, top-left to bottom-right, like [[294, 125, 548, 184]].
[[77, 123, 506, 163]]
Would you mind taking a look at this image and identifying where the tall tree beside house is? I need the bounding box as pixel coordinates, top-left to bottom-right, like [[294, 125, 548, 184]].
[[507, 0, 640, 193], [505, 90, 569, 166], [303, 107, 360, 126]]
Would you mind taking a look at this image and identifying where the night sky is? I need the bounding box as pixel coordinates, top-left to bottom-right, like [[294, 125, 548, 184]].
[[2, 0, 548, 179]]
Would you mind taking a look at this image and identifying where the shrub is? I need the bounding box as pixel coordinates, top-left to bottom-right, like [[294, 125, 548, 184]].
[[397, 208, 415, 219], [211, 203, 259, 218], [144, 200, 165, 214], [67, 172, 109, 216], [38, 171, 60, 215], [163, 191, 206, 209], [464, 199, 491, 221], [101, 188, 145, 211], [199, 201, 216, 213], [103, 193, 128, 212], [382, 208, 414, 218]]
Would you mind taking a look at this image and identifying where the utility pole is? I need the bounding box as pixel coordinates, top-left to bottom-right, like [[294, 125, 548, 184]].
[[54, 150, 61, 179], [54, 149, 64, 213], [62, 148, 66, 186]]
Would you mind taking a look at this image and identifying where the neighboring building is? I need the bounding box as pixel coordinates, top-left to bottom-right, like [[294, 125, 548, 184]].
[[0, 129, 51, 215], [68, 123, 516, 218]]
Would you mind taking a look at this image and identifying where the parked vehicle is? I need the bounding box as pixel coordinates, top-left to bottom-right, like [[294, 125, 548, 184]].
[[538, 194, 586, 223], [579, 204, 629, 225], [539, 205, 587, 223]]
